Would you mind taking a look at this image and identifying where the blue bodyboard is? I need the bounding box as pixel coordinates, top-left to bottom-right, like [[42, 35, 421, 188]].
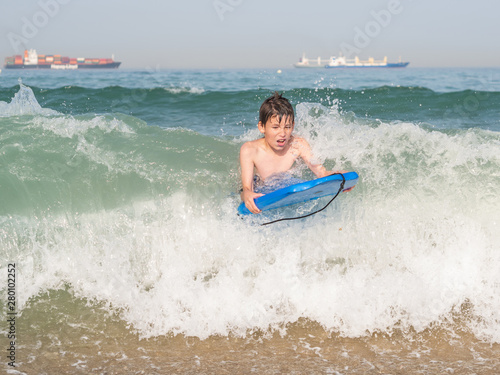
[[238, 171, 358, 215]]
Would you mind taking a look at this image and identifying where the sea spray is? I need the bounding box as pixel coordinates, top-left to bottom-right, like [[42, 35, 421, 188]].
[[0, 78, 59, 117]]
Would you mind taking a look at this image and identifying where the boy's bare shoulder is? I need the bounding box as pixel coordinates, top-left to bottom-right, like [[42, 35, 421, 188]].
[[240, 138, 264, 156], [241, 138, 264, 150], [291, 136, 307, 145], [290, 136, 311, 153]]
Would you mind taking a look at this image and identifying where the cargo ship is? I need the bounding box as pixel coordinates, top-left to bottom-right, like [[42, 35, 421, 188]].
[[294, 53, 409, 68], [4, 49, 121, 69]]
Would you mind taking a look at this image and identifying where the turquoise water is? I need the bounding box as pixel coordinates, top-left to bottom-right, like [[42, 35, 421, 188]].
[[1, 68, 500, 371]]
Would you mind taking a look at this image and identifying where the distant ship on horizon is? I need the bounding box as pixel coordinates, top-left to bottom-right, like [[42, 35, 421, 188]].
[[4, 49, 121, 70], [294, 53, 409, 68]]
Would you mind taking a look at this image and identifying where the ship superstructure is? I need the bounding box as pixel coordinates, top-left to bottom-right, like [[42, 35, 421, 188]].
[[294, 53, 409, 68]]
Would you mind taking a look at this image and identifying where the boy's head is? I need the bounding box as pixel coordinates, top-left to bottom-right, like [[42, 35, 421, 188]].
[[257, 92, 295, 151], [259, 92, 295, 127]]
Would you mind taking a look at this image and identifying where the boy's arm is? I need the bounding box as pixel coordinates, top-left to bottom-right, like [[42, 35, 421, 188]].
[[295, 138, 332, 178], [240, 142, 264, 214], [296, 138, 352, 189]]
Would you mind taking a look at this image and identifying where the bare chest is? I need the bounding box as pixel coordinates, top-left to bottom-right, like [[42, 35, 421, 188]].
[[254, 151, 299, 180]]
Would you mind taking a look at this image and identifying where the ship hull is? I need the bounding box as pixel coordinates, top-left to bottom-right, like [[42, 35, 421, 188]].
[[4, 62, 121, 69], [325, 62, 409, 69], [293, 64, 324, 68]]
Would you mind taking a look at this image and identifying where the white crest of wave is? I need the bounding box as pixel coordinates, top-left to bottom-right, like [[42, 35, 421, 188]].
[[164, 86, 205, 94], [32, 115, 136, 138], [0, 79, 59, 117]]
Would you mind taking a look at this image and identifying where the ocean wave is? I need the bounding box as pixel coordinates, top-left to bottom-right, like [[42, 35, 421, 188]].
[[1, 75, 499, 344], [1, 95, 499, 342], [1, 83, 498, 132]]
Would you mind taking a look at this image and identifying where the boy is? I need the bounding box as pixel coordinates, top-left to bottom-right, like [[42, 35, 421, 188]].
[[240, 92, 347, 214]]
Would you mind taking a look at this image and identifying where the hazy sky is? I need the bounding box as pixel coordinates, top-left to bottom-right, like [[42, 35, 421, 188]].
[[1, 0, 499, 69]]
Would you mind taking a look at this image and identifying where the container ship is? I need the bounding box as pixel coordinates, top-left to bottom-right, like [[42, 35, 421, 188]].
[[4, 49, 121, 70], [294, 53, 409, 68]]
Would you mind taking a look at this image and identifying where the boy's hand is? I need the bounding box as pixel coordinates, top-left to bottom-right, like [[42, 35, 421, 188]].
[[327, 170, 355, 192], [242, 189, 264, 214]]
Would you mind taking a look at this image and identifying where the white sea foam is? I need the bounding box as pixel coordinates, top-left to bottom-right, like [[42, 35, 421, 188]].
[[32, 115, 136, 139], [164, 86, 205, 94]]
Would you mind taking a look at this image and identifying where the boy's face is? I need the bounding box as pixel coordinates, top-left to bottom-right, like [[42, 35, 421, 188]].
[[258, 115, 294, 151]]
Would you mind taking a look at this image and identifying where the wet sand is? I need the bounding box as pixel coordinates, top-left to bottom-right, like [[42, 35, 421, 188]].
[[6, 291, 500, 374]]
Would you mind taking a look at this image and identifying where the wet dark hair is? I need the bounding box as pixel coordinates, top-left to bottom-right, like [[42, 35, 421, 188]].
[[259, 92, 294, 126]]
